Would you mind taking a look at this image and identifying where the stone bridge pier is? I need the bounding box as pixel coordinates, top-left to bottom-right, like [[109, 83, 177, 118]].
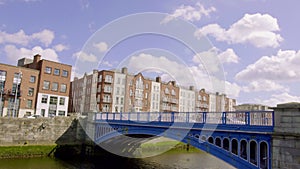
[[272, 103, 300, 169]]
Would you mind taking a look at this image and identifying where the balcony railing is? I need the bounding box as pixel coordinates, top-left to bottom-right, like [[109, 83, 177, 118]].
[[103, 98, 111, 103], [94, 111, 274, 128]]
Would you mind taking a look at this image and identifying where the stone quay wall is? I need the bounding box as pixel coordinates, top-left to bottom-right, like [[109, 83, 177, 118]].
[[272, 103, 300, 169], [0, 116, 87, 146]]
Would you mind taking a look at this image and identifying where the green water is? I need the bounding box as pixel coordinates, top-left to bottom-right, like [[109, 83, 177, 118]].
[[0, 151, 235, 169]]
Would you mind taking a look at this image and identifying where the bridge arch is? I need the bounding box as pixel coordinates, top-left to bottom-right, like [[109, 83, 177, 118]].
[[91, 111, 273, 169], [250, 140, 258, 166]]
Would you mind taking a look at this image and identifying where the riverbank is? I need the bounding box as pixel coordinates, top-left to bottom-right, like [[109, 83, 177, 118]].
[[0, 140, 198, 159], [0, 145, 57, 159]]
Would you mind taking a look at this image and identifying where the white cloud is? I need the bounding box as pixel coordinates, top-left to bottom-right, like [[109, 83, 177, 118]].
[[31, 29, 54, 47], [242, 80, 288, 92], [161, 2, 216, 23], [236, 50, 300, 82], [4, 45, 59, 63], [53, 44, 68, 52], [254, 92, 300, 107], [93, 42, 108, 52], [73, 51, 97, 62], [195, 13, 283, 48], [218, 48, 239, 64], [225, 81, 241, 98], [101, 60, 113, 67], [124, 53, 239, 97], [192, 47, 239, 73], [0, 29, 55, 46]]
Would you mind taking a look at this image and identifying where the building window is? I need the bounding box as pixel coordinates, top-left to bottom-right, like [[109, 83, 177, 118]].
[[28, 88, 34, 96], [145, 83, 149, 89], [120, 97, 124, 104], [105, 75, 113, 83], [43, 81, 50, 90], [165, 88, 169, 94], [29, 76, 36, 83], [171, 89, 176, 96], [116, 97, 119, 104], [98, 75, 102, 82], [62, 70, 68, 77], [58, 111, 65, 116], [54, 68, 60, 76], [59, 97, 65, 105], [26, 99, 32, 108], [45, 67, 52, 74], [50, 96, 58, 105], [60, 84, 67, 93], [41, 95, 48, 103], [52, 82, 58, 91]]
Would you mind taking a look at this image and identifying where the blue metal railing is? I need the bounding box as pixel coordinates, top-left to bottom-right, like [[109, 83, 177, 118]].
[[93, 111, 274, 127]]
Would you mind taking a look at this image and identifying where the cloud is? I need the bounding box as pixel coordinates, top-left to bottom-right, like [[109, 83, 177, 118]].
[[73, 51, 97, 62], [225, 81, 241, 98], [93, 42, 108, 52], [0, 29, 55, 46], [236, 50, 300, 82], [192, 47, 239, 73], [195, 13, 283, 48], [101, 60, 113, 67], [161, 2, 216, 23], [218, 48, 239, 64], [124, 53, 239, 97], [4, 45, 59, 63], [31, 29, 54, 47], [53, 44, 68, 52], [254, 92, 300, 107], [242, 80, 288, 92]]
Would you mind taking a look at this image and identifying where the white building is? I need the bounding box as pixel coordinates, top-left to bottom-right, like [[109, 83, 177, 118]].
[[112, 71, 126, 112], [179, 87, 195, 112], [150, 81, 160, 112]]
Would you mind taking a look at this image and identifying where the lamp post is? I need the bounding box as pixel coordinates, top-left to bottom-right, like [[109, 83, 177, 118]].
[[0, 84, 3, 117], [13, 71, 22, 118]]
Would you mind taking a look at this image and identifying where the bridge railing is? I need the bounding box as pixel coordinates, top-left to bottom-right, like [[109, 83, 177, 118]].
[[93, 111, 274, 127]]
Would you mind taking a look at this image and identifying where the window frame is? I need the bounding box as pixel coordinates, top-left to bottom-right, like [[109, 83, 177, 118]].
[[60, 84, 67, 93], [54, 68, 60, 76], [62, 70, 68, 77], [29, 76, 36, 83], [43, 81, 50, 90], [51, 82, 58, 91], [45, 67, 52, 74]]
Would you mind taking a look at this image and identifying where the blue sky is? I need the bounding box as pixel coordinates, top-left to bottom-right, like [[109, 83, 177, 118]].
[[0, 0, 300, 106]]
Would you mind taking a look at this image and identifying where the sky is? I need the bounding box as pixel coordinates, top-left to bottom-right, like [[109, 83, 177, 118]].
[[0, 0, 300, 107]]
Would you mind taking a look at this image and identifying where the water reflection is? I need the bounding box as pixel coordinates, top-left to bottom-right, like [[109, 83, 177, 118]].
[[0, 151, 235, 169]]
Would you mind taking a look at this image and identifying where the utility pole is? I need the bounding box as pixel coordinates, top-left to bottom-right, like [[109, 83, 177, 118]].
[[13, 71, 22, 118], [0, 84, 3, 117]]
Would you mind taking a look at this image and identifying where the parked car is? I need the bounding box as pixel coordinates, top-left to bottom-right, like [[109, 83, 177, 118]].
[[25, 114, 41, 119]]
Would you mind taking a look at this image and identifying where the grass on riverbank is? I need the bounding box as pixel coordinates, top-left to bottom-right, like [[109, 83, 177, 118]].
[[138, 141, 201, 157], [0, 145, 56, 159]]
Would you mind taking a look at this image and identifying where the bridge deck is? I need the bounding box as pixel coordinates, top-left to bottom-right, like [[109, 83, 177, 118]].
[[92, 111, 274, 132]]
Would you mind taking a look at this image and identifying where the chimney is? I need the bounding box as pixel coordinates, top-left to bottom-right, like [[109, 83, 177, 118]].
[[171, 81, 176, 86], [156, 76, 161, 83], [121, 67, 128, 74], [33, 54, 41, 63], [93, 69, 98, 74]]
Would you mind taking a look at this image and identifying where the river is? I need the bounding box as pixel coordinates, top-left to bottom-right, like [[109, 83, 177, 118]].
[[0, 151, 235, 169]]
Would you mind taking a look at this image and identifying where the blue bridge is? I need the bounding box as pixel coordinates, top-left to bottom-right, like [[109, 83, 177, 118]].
[[87, 111, 274, 169]]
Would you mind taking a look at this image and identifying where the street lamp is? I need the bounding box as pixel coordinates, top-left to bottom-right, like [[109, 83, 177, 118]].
[[0, 83, 3, 117], [13, 71, 22, 118]]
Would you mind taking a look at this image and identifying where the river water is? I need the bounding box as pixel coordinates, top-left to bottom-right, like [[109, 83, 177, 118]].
[[0, 151, 235, 169]]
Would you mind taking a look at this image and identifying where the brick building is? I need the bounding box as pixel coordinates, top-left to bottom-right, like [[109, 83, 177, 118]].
[[21, 54, 72, 117], [0, 54, 72, 117], [0, 64, 39, 117]]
